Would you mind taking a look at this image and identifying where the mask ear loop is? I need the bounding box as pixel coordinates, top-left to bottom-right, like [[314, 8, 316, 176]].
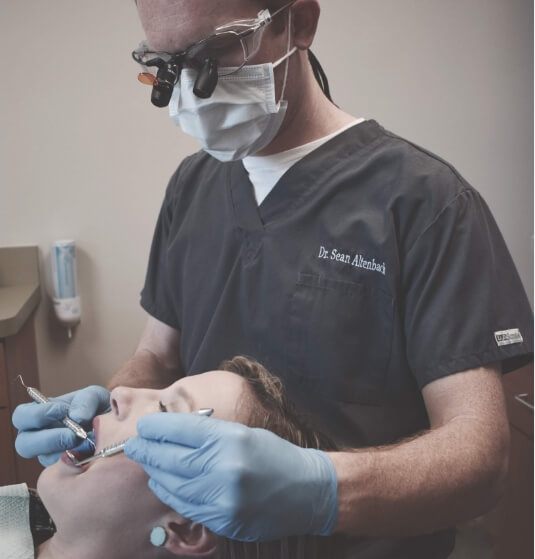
[[273, 8, 296, 103]]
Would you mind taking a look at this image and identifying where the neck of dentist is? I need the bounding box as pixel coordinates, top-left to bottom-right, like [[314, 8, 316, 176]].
[[254, 48, 357, 157]]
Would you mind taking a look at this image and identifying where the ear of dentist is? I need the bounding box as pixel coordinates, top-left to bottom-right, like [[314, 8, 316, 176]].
[[124, 413, 339, 542]]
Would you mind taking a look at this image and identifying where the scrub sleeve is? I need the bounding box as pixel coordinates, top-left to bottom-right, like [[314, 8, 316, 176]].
[[402, 187, 532, 387], [140, 166, 183, 331]]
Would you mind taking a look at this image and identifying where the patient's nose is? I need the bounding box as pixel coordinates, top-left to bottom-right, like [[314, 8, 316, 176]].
[[110, 387, 134, 420]]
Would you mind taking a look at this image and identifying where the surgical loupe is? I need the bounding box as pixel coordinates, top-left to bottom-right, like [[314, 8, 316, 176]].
[[131, 1, 295, 106]]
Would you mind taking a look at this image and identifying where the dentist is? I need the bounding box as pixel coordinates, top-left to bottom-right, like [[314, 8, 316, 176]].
[[13, 1, 533, 557]]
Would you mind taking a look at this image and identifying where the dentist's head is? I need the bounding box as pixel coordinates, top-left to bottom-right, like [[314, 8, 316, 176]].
[[134, 0, 326, 160]]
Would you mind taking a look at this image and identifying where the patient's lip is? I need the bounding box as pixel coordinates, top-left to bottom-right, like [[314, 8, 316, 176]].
[[60, 452, 77, 468], [60, 451, 90, 472]]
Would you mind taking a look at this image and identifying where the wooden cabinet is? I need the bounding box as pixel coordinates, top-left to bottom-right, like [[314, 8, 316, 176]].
[[0, 245, 43, 486], [484, 363, 533, 559], [0, 313, 44, 487], [0, 340, 18, 484]]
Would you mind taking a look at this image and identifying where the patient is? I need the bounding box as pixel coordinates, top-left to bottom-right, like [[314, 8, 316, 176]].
[[2, 356, 345, 559]]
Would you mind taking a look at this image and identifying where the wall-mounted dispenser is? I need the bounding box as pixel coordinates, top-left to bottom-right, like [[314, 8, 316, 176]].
[[51, 240, 81, 338]]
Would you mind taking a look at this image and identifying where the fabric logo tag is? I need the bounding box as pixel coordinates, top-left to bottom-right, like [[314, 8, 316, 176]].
[[494, 328, 523, 347]]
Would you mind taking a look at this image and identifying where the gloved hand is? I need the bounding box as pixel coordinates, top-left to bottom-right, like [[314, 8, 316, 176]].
[[12, 385, 111, 467], [124, 413, 339, 542]]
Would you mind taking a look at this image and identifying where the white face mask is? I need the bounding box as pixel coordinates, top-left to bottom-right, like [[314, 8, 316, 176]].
[[169, 18, 297, 162]]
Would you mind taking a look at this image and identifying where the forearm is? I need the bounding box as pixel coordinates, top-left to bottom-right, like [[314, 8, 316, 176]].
[[107, 349, 183, 390], [328, 417, 509, 538]]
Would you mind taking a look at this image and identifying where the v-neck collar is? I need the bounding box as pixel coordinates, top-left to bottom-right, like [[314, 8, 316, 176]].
[[227, 119, 385, 232]]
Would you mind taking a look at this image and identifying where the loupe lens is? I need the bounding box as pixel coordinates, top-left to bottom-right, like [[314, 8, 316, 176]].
[[193, 59, 219, 99], [151, 64, 180, 108]]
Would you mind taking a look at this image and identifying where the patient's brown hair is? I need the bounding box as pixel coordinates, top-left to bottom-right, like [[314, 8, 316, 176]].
[[215, 355, 345, 559]]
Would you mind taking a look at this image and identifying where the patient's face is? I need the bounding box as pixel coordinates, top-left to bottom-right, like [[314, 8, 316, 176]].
[[37, 371, 251, 556]]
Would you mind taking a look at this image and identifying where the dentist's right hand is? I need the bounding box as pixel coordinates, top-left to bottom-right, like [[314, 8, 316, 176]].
[[12, 385, 110, 467]]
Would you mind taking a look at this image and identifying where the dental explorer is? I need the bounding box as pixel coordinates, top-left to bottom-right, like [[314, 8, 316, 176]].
[[17, 374, 96, 450], [67, 407, 215, 467]]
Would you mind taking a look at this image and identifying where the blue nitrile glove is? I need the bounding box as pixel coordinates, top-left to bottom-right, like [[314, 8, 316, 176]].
[[12, 385, 110, 467], [124, 413, 339, 542]]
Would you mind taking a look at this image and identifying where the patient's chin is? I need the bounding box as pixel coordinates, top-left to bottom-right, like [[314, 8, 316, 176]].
[[36, 463, 61, 524], [37, 452, 162, 537], [36, 456, 93, 527]]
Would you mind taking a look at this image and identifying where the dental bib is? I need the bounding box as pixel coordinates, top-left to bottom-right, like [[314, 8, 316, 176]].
[[0, 484, 35, 559]]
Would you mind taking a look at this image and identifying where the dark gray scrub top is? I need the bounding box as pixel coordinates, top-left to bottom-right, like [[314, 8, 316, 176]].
[[141, 119, 533, 559]]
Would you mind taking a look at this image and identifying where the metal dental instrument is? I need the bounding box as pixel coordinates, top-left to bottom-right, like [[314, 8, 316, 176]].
[[67, 407, 215, 467], [17, 374, 96, 450], [67, 439, 130, 467]]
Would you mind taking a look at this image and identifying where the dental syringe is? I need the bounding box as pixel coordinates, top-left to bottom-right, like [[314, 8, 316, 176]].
[[17, 375, 95, 450], [67, 407, 215, 467]]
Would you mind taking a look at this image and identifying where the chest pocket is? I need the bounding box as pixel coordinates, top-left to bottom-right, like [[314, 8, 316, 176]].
[[285, 272, 394, 405]]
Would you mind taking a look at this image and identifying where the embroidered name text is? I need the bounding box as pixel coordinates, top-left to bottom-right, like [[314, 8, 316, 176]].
[[318, 246, 386, 276]]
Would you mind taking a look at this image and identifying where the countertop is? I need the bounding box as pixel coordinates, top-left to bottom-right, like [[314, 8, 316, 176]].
[[0, 247, 41, 338]]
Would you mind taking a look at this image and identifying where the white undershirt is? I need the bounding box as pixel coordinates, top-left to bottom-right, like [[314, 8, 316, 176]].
[[243, 118, 367, 206]]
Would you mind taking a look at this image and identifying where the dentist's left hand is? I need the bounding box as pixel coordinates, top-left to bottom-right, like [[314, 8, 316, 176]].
[[124, 412, 339, 542]]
